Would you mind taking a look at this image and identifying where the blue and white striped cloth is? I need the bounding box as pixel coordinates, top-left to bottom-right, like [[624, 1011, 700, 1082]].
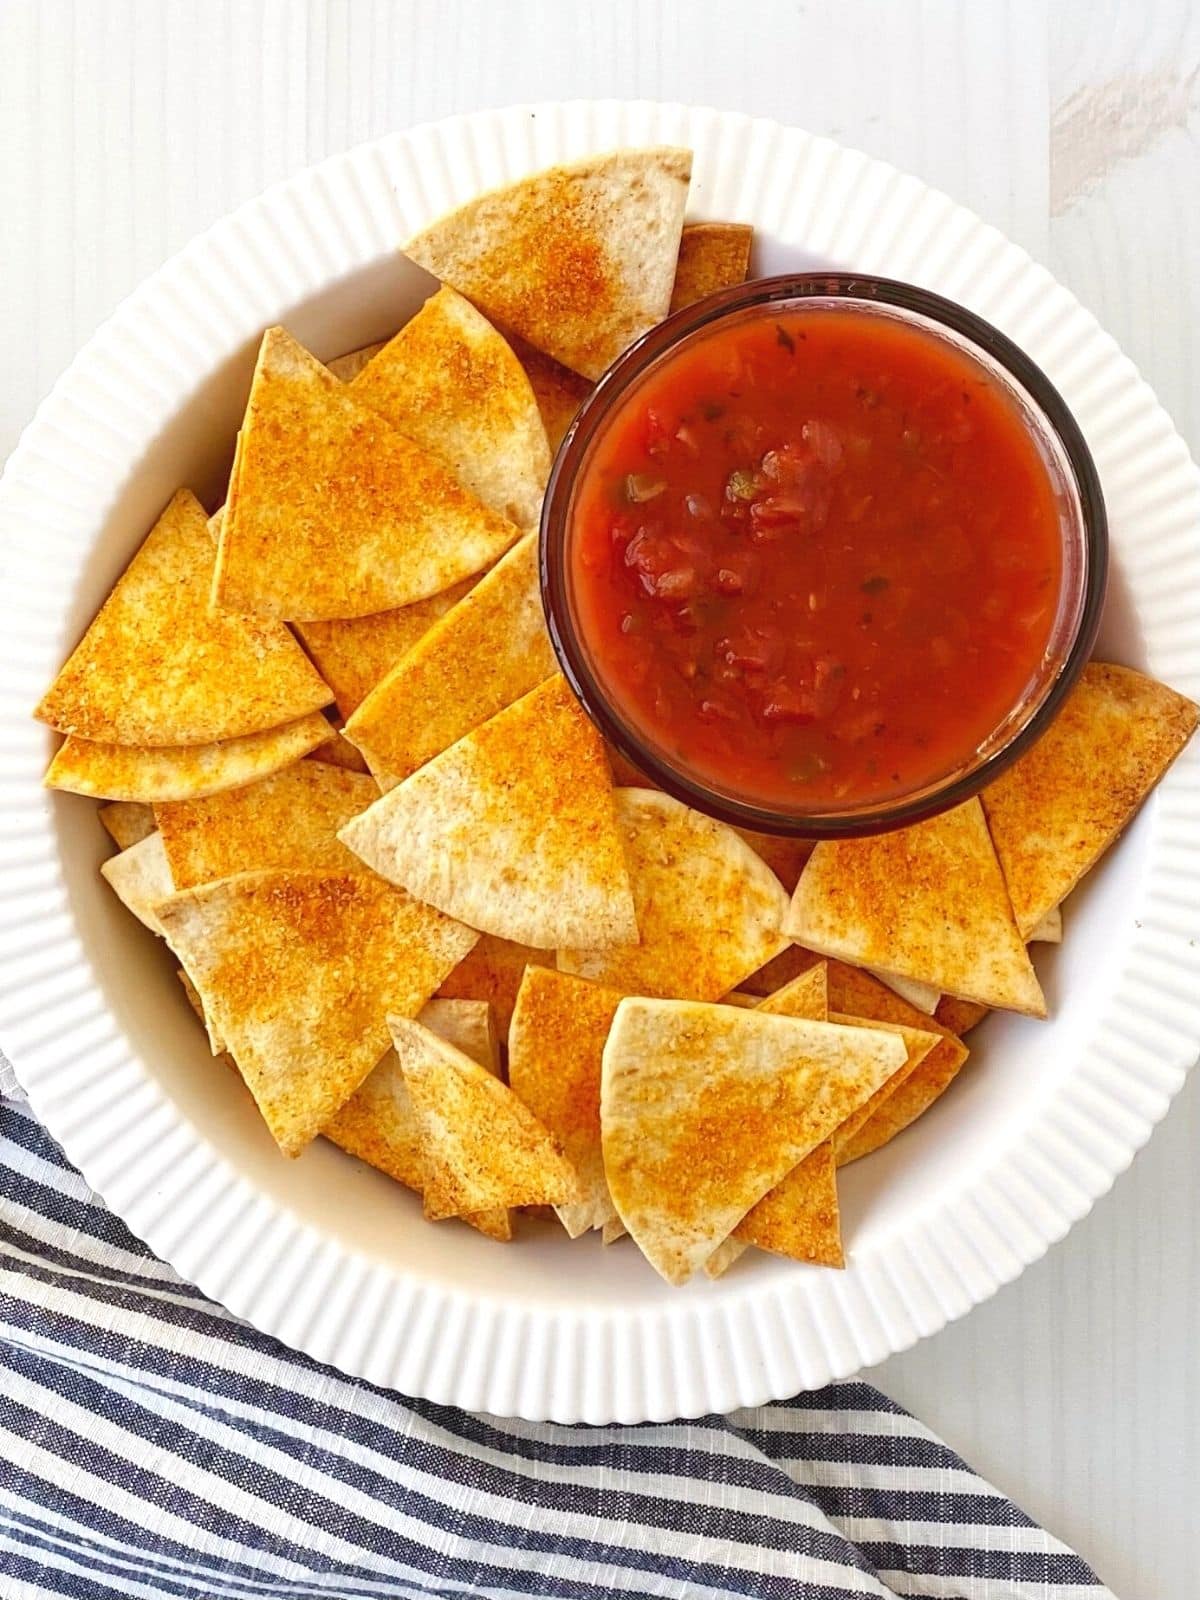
[[0, 1057, 1114, 1600]]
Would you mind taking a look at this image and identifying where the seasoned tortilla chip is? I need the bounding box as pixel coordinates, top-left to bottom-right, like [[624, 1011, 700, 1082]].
[[981, 662, 1198, 937], [177, 968, 226, 1056], [1029, 905, 1062, 943], [868, 971, 940, 1014], [838, 1034, 969, 1163], [99, 801, 155, 851], [45, 712, 334, 802], [509, 333, 592, 452], [669, 222, 753, 312], [436, 934, 552, 1036], [785, 798, 1045, 1016], [325, 341, 386, 382], [558, 788, 788, 1000], [212, 327, 520, 619], [732, 1145, 843, 1268], [325, 998, 508, 1241], [351, 287, 550, 528], [99, 833, 174, 934], [35, 490, 332, 745], [295, 581, 475, 721], [306, 729, 371, 774], [157, 871, 477, 1157], [602, 1218, 628, 1245], [934, 995, 990, 1036], [601, 998, 906, 1283], [508, 968, 624, 1237], [827, 1014, 939, 1155], [405, 148, 692, 380], [155, 761, 378, 889], [340, 676, 636, 948], [753, 964, 828, 1023], [344, 533, 557, 788], [389, 1017, 578, 1217]]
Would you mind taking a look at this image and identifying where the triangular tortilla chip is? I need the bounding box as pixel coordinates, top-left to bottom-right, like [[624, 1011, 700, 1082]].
[[156, 871, 477, 1156], [602, 1218, 628, 1245], [344, 533, 557, 788], [600, 998, 906, 1283], [436, 933, 552, 1036], [351, 287, 550, 528], [339, 675, 637, 948], [295, 580, 475, 721], [669, 222, 753, 312], [99, 833, 174, 934], [1029, 905, 1062, 943], [155, 761, 378, 889], [837, 1028, 969, 1164], [981, 662, 1198, 937], [558, 788, 788, 999], [508, 968, 625, 1237], [826, 1014, 939, 1155], [732, 1145, 843, 1269], [935, 994, 990, 1035], [753, 964, 829, 1023], [306, 729, 370, 773], [325, 998, 509, 1241], [325, 341, 386, 382], [785, 798, 1045, 1016], [509, 333, 592, 453], [212, 327, 520, 619], [45, 712, 334, 802], [389, 1016, 578, 1217], [35, 490, 332, 745], [405, 148, 692, 380], [868, 971, 940, 1014], [99, 801, 155, 850]]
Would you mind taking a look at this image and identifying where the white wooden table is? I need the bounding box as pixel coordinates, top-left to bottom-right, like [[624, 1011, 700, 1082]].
[[3, 3, 1197, 1594]]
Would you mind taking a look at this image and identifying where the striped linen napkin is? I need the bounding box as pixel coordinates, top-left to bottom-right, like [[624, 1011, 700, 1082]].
[[0, 1061, 1114, 1600]]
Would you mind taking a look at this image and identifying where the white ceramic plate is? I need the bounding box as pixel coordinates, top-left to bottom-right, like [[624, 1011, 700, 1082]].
[[2, 101, 1199, 1425]]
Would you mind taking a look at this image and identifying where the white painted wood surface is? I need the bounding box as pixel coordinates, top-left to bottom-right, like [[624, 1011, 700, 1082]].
[[1, 2, 1196, 1594]]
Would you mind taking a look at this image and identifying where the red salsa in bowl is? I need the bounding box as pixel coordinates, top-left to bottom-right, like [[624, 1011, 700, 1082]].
[[542, 275, 1105, 835]]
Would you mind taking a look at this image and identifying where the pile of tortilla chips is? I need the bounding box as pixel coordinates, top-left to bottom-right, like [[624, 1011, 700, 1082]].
[[36, 148, 1198, 1285]]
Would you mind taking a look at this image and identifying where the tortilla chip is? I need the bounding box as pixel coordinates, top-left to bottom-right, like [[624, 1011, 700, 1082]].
[[99, 801, 155, 851], [669, 222, 754, 312], [324, 997, 509, 1241], [509, 333, 592, 452], [99, 833, 174, 934], [838, 1036, 969, 1163], [868, 971, 940, 1014], [389, 1016, 578, 1217], [602, 1218, 628, 1245], [508, 968, 624, 1237], [981, 663, 1198, 937], [436, 934, 552, 1036], [45, 712, 334, 802], [733, 1145, 843, 1268], [405, 148, 692, 380], [212, 327, 520, 619], [156, 871, 477, 1157], [1029, 905, 1063, 943], [344, 533, 557, 788], [785, 798, 1045, 1016], [306, 729, 371, 773], [295, 583, 475, 722], [934, 995, 990, 1036], [351, 287, 550, 528], [558, 788, 788, 999], [35, 490, 332, 745], [601, 998, 906, 1283], [827, 1014, 939, 1155], [177, 968, 226, 1056], [738, 945, 814, 997], [753, 964, 829, 1023], [325, 341, 386, 382], [340, 675, 636, 948], [155, 761, 378, 890]]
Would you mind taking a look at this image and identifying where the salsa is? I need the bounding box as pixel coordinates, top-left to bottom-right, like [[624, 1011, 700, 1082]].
[[568, 305, 1065, 812]]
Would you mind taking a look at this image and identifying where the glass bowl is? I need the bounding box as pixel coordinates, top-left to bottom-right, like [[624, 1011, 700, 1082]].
[[540, 272, 1108, 837]]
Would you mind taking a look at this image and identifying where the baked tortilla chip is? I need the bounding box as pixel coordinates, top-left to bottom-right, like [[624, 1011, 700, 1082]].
[[389, 1016, 578, 1217], [868, 971, 940, 1014], [981, 662, 1198, 937], [156, 871, 477, 1156], [325, 998, 508, 1241], [669, 222, 753, 312], [351, 287, 550, 528], [1029, 905, 1062, 943], [509, 333, 592, 452], [45, 712, 334, 802], [436, 934, 552, 1036], [212, 327, 520, 619], [838, 1034, 969, 1163], [558, 788, 788, 1000], [325, 341, 386, 382], [405, 148, 692, 380], [35, 490, 332, 745], [99, 832, 174, 934], [753, 964, 828, 1023], [934, 995, 990, 1036], [732, 1145, 843, 1269], [344, 533, 557, 788], [601, 999, 906, 1284], [785, 798, 1045, 1016], [508, 968, 624, 1237], [306, 729, 371, 773], [99, 801, 155, 850], [155, 761, 378, 889], [340, 676, 637, 948]]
